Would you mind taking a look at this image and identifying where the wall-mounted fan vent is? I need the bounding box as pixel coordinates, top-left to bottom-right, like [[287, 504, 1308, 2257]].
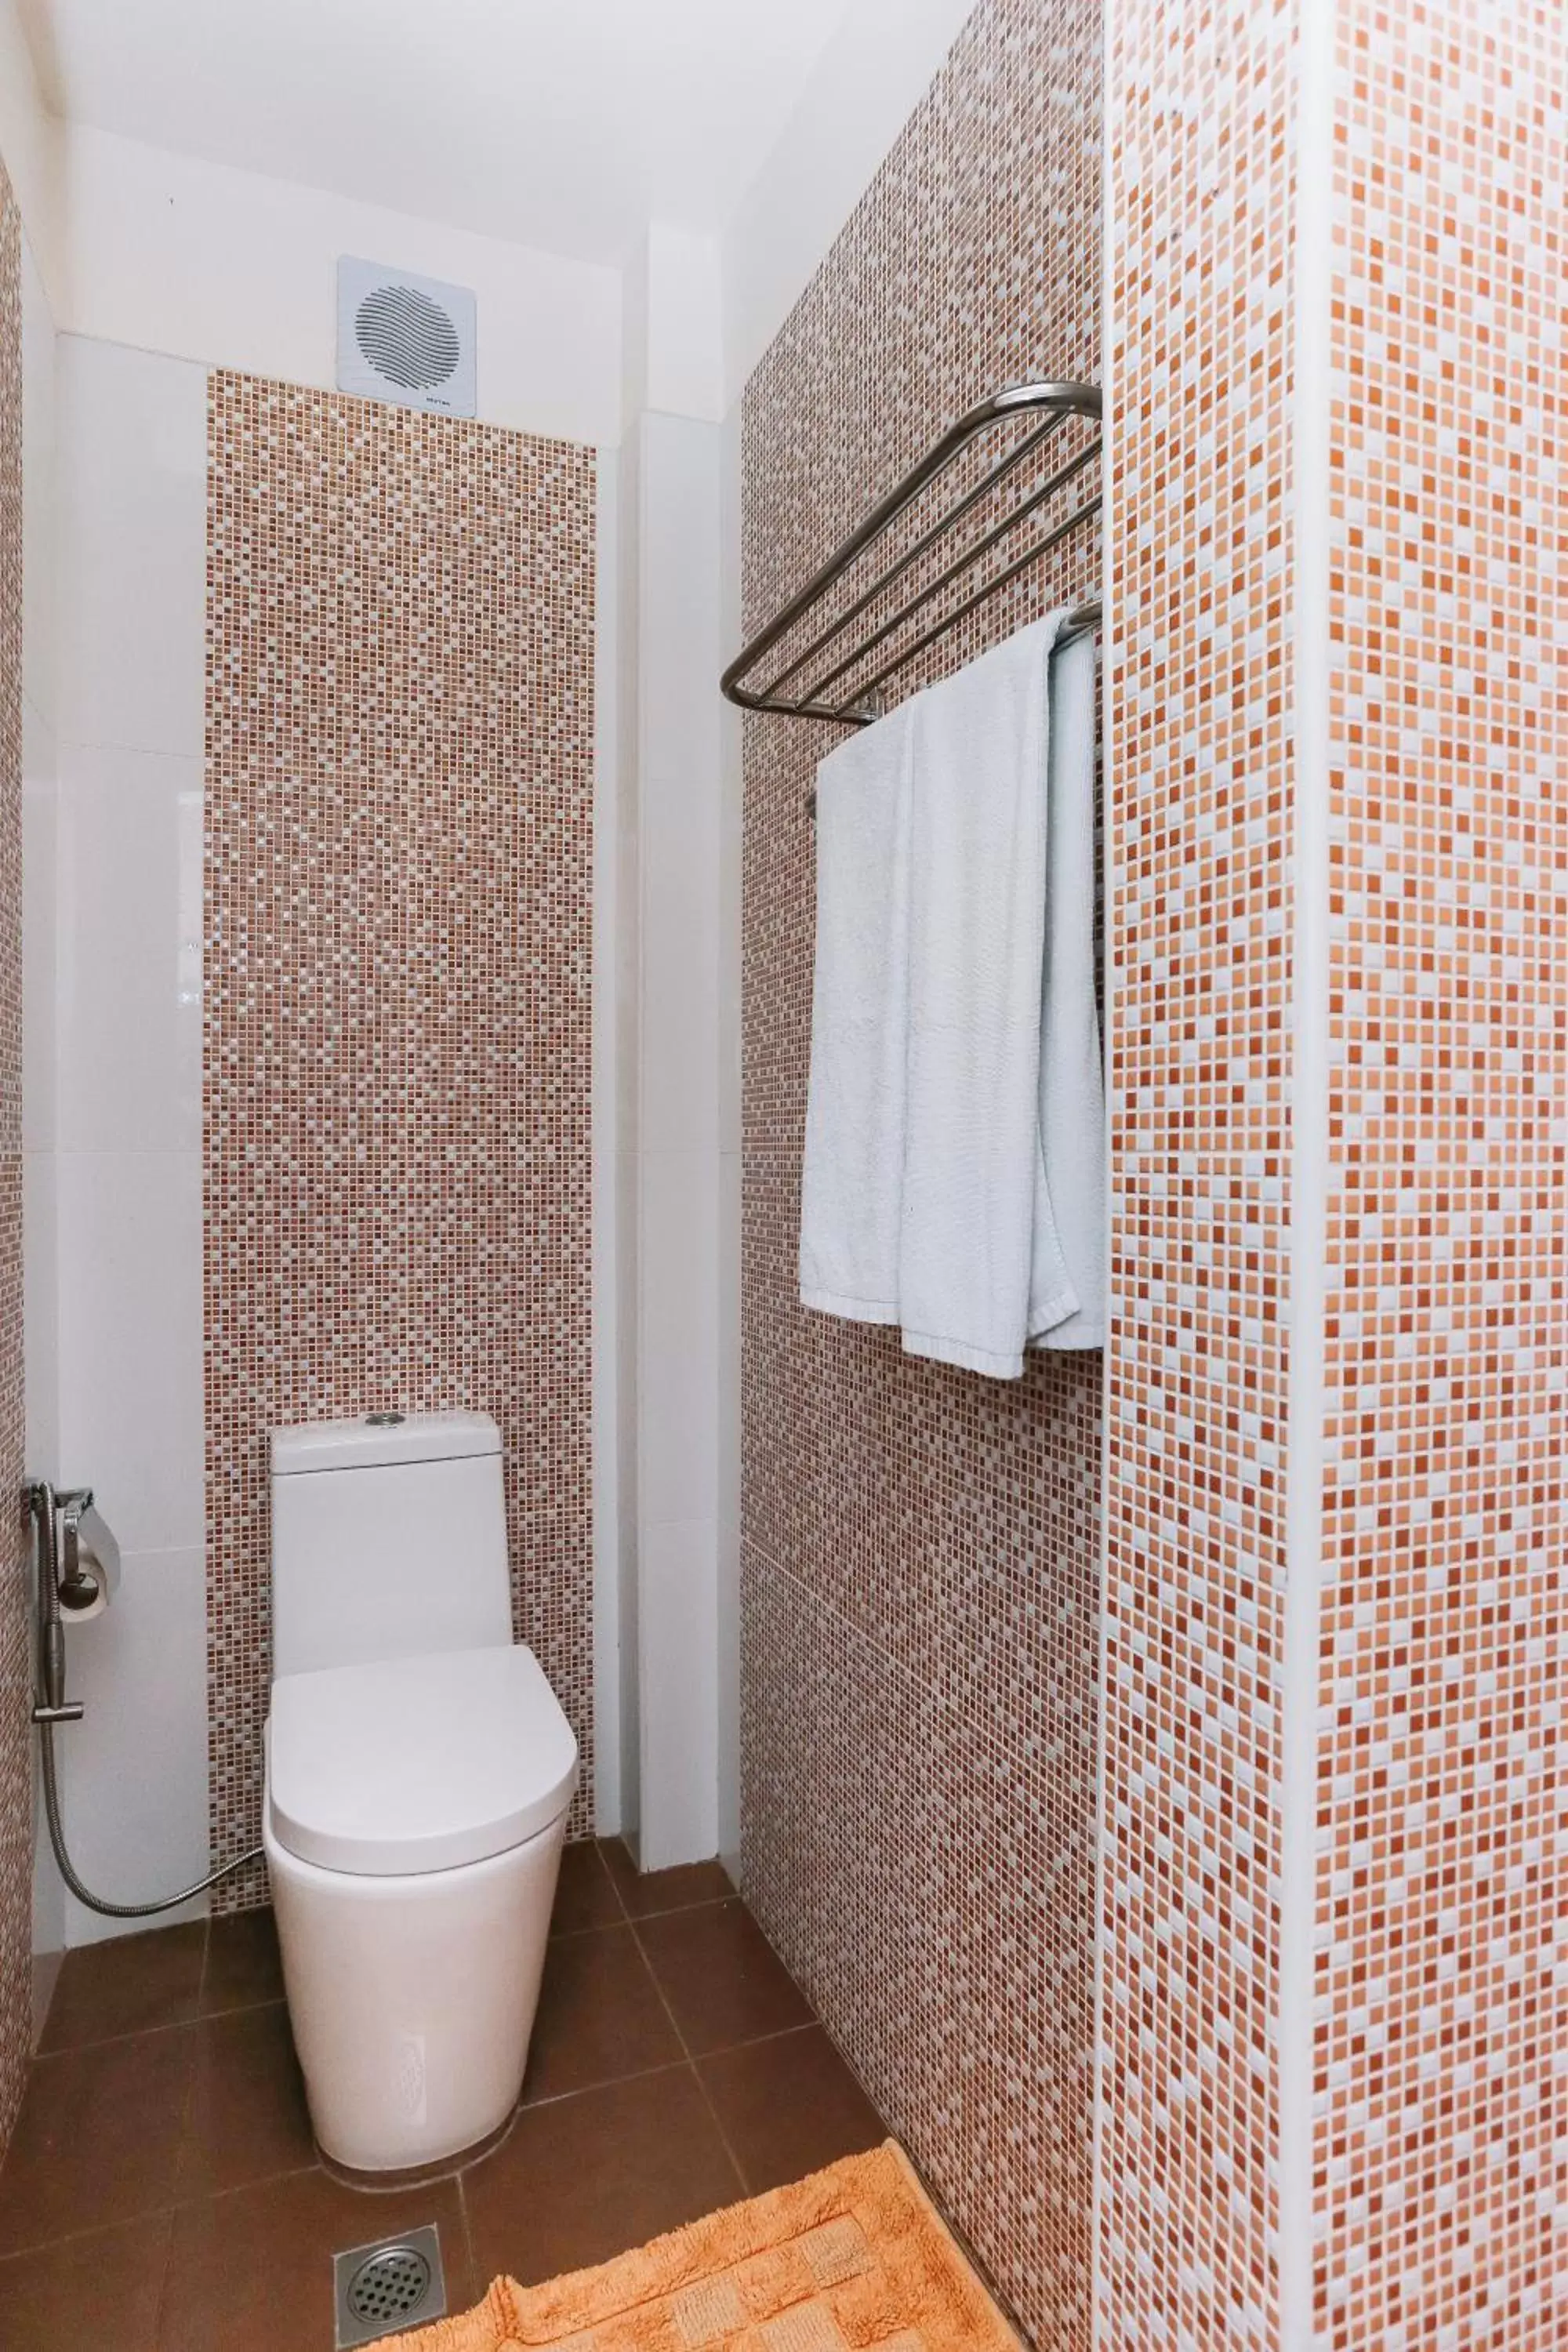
[[336, 258, 477, 418]]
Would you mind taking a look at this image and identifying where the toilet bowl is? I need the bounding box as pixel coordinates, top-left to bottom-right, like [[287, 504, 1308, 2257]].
[[262, 1409, 578, 2172]]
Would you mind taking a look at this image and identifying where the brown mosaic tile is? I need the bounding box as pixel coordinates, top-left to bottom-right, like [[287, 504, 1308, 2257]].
[[202, 373, 597, 1906], [738, 8, 1102, 2341]]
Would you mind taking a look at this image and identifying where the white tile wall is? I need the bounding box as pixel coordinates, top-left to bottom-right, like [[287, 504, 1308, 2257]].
[[20, 696, 56, 1162], [639, 1144, 720, 1529], [54, 339, 207, 757], [716, 394, 743, 1875], [56, 743, 203, 1154], [48, 336, 209, 1940], [20, 230, 66, 1976], [55, 1547, 209, 1944], [55, 1149, 205, 1554], [630, 401, 727, 1868], [639, 1516, 720, 1862], [591, 450, 626, 1836]]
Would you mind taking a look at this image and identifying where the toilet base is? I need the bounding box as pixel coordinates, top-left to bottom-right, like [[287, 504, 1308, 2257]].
[[263, 1793, 568, 2173]]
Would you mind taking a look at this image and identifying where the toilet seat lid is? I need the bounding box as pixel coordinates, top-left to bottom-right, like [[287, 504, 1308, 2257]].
[[267, 1642, 579, 1876]]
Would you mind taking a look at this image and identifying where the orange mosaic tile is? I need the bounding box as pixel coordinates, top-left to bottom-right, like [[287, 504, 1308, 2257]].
[[202, 373, 597, 1909], [1102, 0, 1296, 2345], [739, 2, 1102, 2342], [0, 154, 27, 2156], [1317, 5, 1568, 2343]]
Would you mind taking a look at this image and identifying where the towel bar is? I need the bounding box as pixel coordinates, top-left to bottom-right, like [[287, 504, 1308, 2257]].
[[720, 379, 1102, 732]]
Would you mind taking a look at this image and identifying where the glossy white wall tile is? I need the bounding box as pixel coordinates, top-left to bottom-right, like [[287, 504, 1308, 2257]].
[[21, 218, 67, 1975], [56, 744, 203, 1154], [21, 1151, 58, 1485], [715, 395, 742, 1875], [639, 1144, 719, 1530], [55, 1149, 204, 1556], [639, 1516, 719, 1864], [590, 452, 626, 1836], [55, 336, 207, 759], [55, 1547, 210, 1945], [20, 238, 55, 729], [48, 337, 209, 1936], [630, 402, 725, 1868], [20, 697, 57, 1160]]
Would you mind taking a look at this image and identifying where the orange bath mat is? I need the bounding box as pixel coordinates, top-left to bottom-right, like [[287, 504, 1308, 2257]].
[[390, 2141, 1018, 2352]]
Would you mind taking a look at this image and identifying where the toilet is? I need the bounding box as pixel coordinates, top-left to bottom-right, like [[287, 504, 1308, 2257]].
[[261, 1409, 578, 2173]]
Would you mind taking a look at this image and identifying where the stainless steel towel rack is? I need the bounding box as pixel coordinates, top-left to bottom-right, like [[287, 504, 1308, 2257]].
[[720, 379, 1102, 729]]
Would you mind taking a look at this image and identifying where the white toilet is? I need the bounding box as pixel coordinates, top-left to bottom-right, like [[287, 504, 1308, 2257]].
[[261, 1409, 578, 2173]]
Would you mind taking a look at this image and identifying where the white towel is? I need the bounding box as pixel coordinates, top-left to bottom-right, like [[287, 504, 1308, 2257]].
[[798, 701, 915, 1324], [896, 615, 1073, 1374], [1031, 626, 1105, 1351]]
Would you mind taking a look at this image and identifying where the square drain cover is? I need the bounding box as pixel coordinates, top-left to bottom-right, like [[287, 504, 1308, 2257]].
[[333, 2220, 446, 2349]]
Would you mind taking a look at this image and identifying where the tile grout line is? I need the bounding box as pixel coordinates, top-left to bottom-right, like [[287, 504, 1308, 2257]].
[[626, 1909, 753, 2198], [150, 2200, 179, 2352], [517, 2054, 698, 2117], [452, 2168, 480, 2311], [35, 1989, 288, 2061]]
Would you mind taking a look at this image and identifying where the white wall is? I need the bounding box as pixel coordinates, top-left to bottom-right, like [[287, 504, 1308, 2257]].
[[56, 123, 622, 447], [617, 222, 731, 1870], [48, 335, 211, 1943], [590, 456, 626, 1838], [720, 0, 976, 406], [715, 396, 743, 1878], [629, 405, 725, 1869], [0, 0, 64, 304], [20, 206, 66, 2009]]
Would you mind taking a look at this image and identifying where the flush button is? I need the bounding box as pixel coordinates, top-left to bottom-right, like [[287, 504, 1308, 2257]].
[[365, 1411, 405, 1427]]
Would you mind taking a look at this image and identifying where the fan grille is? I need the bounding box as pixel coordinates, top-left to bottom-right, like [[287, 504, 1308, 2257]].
[[354, 284, 462, 392]]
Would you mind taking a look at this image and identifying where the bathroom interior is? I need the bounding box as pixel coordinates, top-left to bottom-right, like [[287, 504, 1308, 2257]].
[[0, 0, 1560, 2346]]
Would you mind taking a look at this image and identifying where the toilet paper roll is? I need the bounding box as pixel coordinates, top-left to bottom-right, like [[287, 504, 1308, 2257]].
[[58, 1504, 121, 1623]]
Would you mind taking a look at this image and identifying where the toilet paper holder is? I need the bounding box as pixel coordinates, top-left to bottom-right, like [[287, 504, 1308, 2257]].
[[25, 1479, 121, 1724], [57, 1488, 118, 1619]]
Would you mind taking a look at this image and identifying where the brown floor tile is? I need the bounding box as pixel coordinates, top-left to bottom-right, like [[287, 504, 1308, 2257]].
[[463, 2066, 742, 2285], [636, 1900, 812, 2056], [699, 2025, 887, 2194], [177, 2003, 314, 2196], [200, 1907, 285, 2015], [0, 2026, 194, 2253], [0, 2210, 174, 2350], [159, 2167, 473, 2352], [522, 1923, 684, 2107], [551, 1840, 625, 1936], [38, 1922, 205, 2053], [601, 1837, 733, 1919]]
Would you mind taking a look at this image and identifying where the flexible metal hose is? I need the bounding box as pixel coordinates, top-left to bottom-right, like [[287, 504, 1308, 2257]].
[[29, 1477, 263, 1918], [38, 1716, 263, 1919]]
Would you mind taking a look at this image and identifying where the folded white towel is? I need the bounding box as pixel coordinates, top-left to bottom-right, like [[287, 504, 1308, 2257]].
[[1031, 626, 1105, 1351], [898, 614, 1077, 1377], [798, 700, 915, 1324]]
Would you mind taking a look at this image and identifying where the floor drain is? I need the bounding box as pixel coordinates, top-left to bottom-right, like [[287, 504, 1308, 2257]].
[[333, 2222, 446, 2349]]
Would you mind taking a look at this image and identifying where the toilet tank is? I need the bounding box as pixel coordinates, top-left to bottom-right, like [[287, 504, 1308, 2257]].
[[270, 1411, 511, 1680]]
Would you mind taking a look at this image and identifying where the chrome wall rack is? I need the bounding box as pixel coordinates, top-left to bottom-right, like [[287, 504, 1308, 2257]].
[[720, 379, 1102, 728]]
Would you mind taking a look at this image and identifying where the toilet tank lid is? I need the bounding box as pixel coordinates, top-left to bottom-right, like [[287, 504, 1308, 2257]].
[[270, 1410, 501, 1475]]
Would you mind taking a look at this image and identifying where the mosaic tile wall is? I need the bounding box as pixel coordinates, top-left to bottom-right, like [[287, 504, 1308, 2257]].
[[1099, 1, 1296, 2343], [738, 5, 1103, 2343], [1316, 5, 1568, 2343], [204, 373, 596, 1907], [0, 158, 28, 2154]]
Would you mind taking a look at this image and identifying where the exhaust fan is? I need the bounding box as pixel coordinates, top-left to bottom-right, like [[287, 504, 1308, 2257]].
[[336, 257, 477, 418]]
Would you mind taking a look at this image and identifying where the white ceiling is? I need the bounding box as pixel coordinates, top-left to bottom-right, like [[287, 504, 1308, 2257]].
[[17, 0, 859, 264]]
